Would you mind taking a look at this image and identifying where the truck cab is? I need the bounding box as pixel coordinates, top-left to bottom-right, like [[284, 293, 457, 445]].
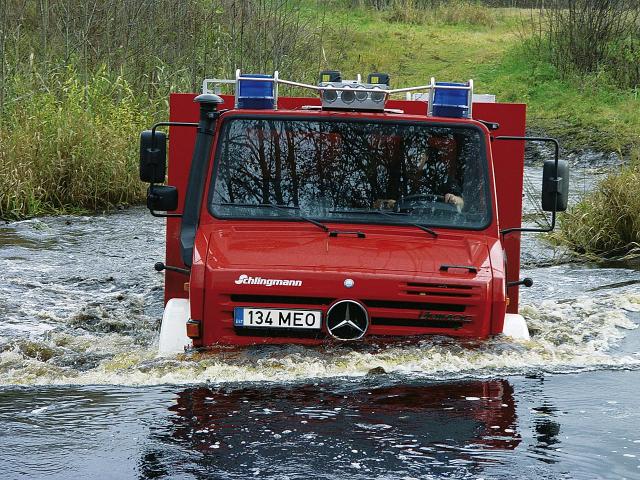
[[139, 71, 569, 353]]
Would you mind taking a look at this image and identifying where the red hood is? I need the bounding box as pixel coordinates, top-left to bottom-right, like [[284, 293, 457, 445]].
[[203, 223, 492, 275], [196, 222, 499, 343]]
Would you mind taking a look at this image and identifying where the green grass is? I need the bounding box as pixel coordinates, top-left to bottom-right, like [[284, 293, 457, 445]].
[[315, 6, 521, 88]]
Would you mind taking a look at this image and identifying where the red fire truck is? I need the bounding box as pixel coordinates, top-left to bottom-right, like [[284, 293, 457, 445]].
[[139, 70, 569, 353]]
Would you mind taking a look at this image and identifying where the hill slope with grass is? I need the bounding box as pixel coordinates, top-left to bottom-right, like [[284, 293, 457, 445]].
[[314, 4, 639, 154]]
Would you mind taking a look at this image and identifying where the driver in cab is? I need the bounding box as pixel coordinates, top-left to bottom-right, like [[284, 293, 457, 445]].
[[373, 133, 465, 213], [414, 135, 464, 211]]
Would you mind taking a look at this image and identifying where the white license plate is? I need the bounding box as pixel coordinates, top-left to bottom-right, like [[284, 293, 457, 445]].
[[234, 307, 322, 329]]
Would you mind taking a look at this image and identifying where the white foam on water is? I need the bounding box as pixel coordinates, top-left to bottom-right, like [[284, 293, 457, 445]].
[[5, 207, 637, 387], [0, 289, 638, 386]]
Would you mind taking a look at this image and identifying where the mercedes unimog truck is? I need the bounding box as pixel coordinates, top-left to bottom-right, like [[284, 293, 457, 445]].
[[138, 70, 569, 353]]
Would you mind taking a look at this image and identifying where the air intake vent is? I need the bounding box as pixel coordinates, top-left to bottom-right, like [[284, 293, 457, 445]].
[[363, 299, 466, 313], [404, 282, 474, 298]]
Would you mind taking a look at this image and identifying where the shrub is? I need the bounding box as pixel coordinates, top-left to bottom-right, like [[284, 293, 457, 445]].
[[528, 1, 640, 89], [554, 158, 640, 260], [435, 0, 497, 27], [382, 0, 497, 26], [0, 69, 149, 219], [383, 0, 426, 24]]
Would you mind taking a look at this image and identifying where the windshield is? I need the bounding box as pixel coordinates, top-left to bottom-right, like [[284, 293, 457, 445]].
[[210, 117, 490, 230]]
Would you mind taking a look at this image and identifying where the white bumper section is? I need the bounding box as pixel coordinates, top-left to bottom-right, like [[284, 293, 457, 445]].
[[158, 298, 193, 355], [502, 313, 530, 341]]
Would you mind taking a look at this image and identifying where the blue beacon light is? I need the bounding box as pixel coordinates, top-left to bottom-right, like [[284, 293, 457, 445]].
[[431, 81, 472, 119], [237, 74, 275, 109]]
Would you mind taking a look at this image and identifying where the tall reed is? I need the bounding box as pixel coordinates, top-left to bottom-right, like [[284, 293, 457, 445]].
[[0, 0, 320, 219], [0, 69, 149, 219]]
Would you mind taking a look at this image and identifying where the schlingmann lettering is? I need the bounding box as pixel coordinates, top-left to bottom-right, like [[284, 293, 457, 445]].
[[234, 274, 302, 287]]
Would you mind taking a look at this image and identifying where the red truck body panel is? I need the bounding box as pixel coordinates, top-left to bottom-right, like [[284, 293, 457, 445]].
[[164, 93, 526, 346]]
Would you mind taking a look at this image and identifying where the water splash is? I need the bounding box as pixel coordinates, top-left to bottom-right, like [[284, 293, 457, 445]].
[[1, 208, 639, 386], [0, 291, 638, 386]]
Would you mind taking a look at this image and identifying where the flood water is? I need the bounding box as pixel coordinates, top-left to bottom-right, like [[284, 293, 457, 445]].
[[1, 160, 639, 479]]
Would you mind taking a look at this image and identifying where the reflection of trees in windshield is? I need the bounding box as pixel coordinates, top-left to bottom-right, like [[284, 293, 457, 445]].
[[212, 118, 489, 228]]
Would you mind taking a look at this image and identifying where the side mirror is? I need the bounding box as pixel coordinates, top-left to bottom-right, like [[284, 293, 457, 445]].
[[147, 185, 178, 212], [542, 159, 569, 212], [140, 130, 167, 183]]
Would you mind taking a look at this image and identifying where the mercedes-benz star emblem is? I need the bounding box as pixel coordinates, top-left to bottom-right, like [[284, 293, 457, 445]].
[[326, 300, 369, 341], [344, 278, 354, 288]]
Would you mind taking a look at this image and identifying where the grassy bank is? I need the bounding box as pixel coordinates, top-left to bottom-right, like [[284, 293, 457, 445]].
[[314, 4, 639, 153], [1, 0, 639, 240], [476, 41, 640, 154]]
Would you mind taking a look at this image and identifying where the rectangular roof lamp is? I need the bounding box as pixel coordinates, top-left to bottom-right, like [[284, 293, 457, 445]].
[[318, 70, 390, 111]]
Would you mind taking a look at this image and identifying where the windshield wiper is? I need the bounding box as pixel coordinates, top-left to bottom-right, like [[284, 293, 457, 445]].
[[329, 209, 438, 238], [214, 202, 329, 232]]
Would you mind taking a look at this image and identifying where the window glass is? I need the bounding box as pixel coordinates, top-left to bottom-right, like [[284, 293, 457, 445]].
[[210, 118, 490, 229]]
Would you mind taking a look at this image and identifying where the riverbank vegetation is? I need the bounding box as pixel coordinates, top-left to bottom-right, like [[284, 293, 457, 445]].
[[524, 0, 640, 259], [0, 0, 325, 219], [1, 0, 639, 261], [0, 70, 149, 218], [552, 160, 640, 260]]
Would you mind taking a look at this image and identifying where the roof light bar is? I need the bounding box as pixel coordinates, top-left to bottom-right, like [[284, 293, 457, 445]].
[[201, 71, 474, 117], [319, 75, 390, 111]]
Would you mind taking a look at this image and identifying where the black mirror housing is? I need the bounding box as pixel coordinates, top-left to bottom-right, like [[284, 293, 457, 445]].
[[147, 185, 178, 212], [542, 159, 569, 212], [140, 130, 167, 183]]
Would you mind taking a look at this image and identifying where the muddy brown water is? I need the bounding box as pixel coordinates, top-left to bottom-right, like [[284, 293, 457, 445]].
[[1, 163, 639, 479]]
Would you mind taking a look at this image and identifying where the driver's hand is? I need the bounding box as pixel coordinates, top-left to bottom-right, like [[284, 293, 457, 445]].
[[444, 193, 464, 211]]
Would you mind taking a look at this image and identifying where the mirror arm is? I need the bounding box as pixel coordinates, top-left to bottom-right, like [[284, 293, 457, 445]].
[[495, 135, 560, 237], [149, 209, 182, 218], [500, 211, 556, 237], [150, 211, 181, 218], [150, 121, 199, 144]]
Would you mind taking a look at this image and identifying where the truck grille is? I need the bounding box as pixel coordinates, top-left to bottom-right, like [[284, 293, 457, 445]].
[[371, 316, 472, 329], [363, 299, 465, 312], [404, 282, 474, 297], [220, 280, 484, 335], [229, 294, 331, 306]]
